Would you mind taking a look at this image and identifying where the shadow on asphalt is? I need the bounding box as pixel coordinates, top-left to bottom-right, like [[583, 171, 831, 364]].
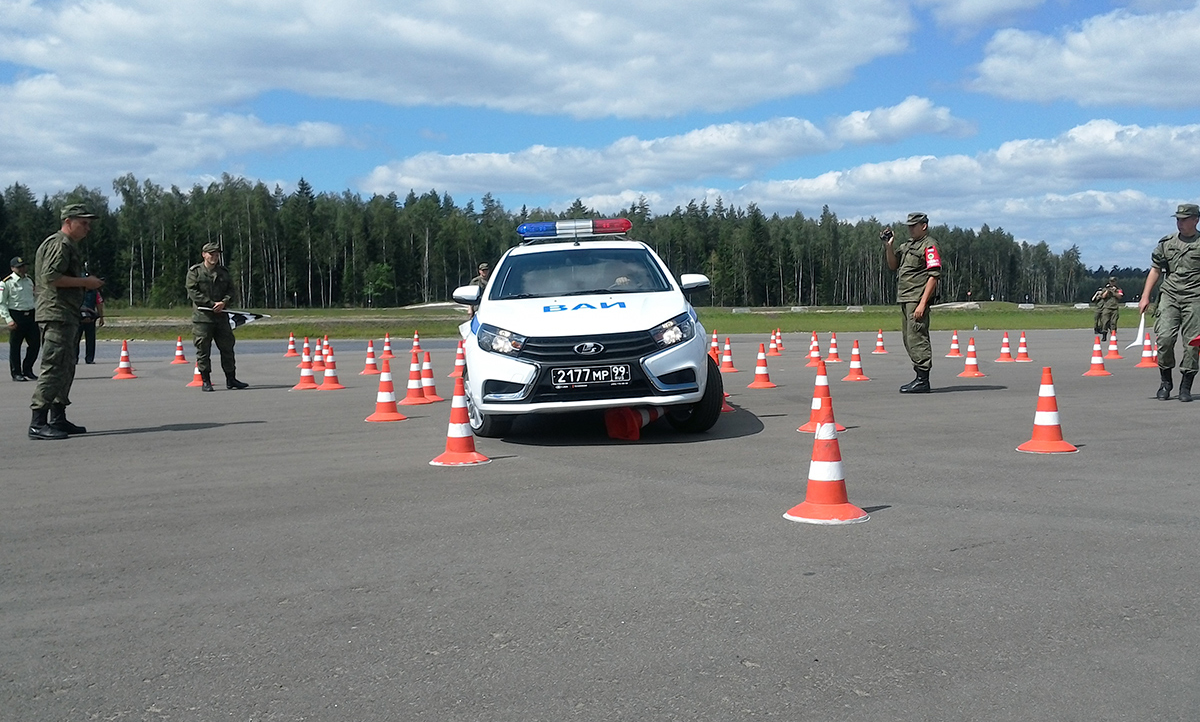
[[930, 384, 1008, 393], [88, 420, 268, 436], [500, 406, 765, 447]]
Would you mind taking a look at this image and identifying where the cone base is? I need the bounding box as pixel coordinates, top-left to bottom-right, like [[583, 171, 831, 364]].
[[399, 396, 434, 405], [186, 380, 203, 387], [873, 350, 889, 355], [824, 357, 843, 363], [945, 352, 962, 358], [449, 369, 464, 378], [423, 393, 445, 402], [430, 452, 491, 466], [721, 399, 735, 412], [957, 370, 986, 378], [784, 502, 869, 525], [1104, 354, 1123, 360], [719, 366, 739, 373], [284, 351, 300, 358], [798, 421, 846, 432], [1082, 369, 1112, 377], [747, 380, 776, 389], [995, 357, 1015, 363], [112, 372, 137, 380], [171, 358, 189, 365], [317, 382, 346, 390], [841, 374, 870, 381], [1015, 358, 1033, 362], [366, 410, 407, 422], [1135, 360, 1157, 368], [360, 368, 381, 375], [291, 381, 319, 391], [1017, 439, 1079, 454], [766, 350, 782, 357]]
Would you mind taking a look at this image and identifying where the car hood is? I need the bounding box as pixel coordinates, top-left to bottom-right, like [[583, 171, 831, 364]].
[[480, 292, 688, 337]]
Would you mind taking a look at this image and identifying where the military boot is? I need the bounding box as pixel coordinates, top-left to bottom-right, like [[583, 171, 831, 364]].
[[48, 404, 87, 434], [1179, 371, 1195, 403], [899, 367, 931, 394], [201, 371, 214, 392], [226, 375, 249, 390], [1157, 368, 1173, 400], [29, 408, 68, 440]]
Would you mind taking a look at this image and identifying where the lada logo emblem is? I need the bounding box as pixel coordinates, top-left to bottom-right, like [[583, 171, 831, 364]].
[[574, 342, 604, 355]]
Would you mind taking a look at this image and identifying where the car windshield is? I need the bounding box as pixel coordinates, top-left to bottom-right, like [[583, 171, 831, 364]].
[[490, 247, 672, 300]]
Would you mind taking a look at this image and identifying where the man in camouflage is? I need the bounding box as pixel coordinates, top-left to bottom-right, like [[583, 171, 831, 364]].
[[28, 203, 106, 440], [1091, 276, 1123, 336], [185, 241, 248, 392], [1138, 203, 1200, 402], [883, 212, 941, 394]]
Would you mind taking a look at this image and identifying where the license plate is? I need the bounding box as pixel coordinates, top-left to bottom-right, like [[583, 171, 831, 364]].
[[551, 364, 631, 387]]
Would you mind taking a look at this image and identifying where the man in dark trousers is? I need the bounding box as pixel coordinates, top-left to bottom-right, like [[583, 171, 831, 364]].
[[185, 241, 248, 392], [883, 212, 942, 393], [2, 256, 39, 381]]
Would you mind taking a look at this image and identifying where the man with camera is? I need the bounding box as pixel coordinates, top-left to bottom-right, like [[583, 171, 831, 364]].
[[1091, 277, 1123, 336], [883, 212, 942, 393]]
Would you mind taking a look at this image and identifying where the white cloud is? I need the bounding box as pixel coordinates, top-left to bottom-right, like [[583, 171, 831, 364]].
[[972, 4, 1200, 106], [831, 95, 974, 144]]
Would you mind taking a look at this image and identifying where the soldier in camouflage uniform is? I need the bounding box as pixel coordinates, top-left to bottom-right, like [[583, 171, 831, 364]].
[[883, 212, 942, 394], [28, 203, 106, 440], [1091, 277, 1123, 336], [185, 241, 248, 392], [1138, 203, 1200, 402]]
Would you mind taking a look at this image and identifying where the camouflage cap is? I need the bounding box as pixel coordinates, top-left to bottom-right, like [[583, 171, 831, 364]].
[[478, 262, 490, 271], [60, 203, 99, 221], [202, 241, 222, 253], [10, 256, 26, 267], [904, 212, 929, 226], [1173, 203, 1200, 219]]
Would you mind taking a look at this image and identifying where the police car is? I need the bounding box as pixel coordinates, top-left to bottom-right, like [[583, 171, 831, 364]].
[[451, 218, 722, 437]]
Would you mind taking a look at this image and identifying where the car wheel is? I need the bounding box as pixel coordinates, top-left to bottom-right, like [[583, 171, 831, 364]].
[[464, 375, 514, 438], [666, 356, 723, 433]]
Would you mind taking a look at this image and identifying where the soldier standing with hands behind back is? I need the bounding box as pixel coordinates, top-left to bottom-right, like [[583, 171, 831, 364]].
[[2, 256, 39, 382], [883, 212, 941, 394], [186, 241, 248, 392]]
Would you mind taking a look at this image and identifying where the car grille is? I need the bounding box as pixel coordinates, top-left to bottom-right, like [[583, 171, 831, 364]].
[[518, 331, 659, 363]]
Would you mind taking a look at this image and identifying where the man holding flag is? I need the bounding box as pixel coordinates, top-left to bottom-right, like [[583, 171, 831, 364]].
[[186, 241, 248, 392]]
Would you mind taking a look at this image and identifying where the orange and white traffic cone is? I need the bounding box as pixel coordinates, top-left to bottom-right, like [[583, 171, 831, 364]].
[[1083, 336, 1111, 376], [448, 339, 466, 378], [957, 337, 986, 378], [946, 330, 962, 357], [783, 415, 869, 525], [604, 406, 666, 441], [767, 331, 782, 357], [171, 336, 189, 364], [399, 350, 433, 405], [775, 328, 786, 351], [365, 358, 407, 422], [360, 339, 380, 375], [291, 341, 319, 390], [841, 340, 870, 381], [420, 351, 444, 402], [807, 332, 822, 367], [297, 337, 310, 367], [284, 332, 299, 357], [187, 364, 204, 387], [709, 331, 720, 364], [1136, 333, 1157, 368], [112, 340, 137, 380], [1015, 332, 1033, 362], [872, 329, 888, 354], [430, 377, 491, 466], [317, 344, 346, 390], [747, 344, 776, 389], [380, 333, 395, 360], [311, 340, 325, 374], [719, 338, 739, 373], [995, 332, 1015, 362], [1016, 367, 1078, 454], [1104, 331, 1123, 360], [825, 332, 843, 363], [798, 359, 846, 433], [411, 330, 422, 355]]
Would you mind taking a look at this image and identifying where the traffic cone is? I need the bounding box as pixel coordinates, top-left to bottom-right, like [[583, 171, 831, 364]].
[[995, 332, 1015, 362], [291, 342, 319, 390], [420, 351, 444, 402], [1136, 333, 1157, 368], [186, 364, 204, 388], [957, 337, 986, 378], [1015, 332, 1033, 362], [412, 330, 422, 355], [946, 330, 962, 357], [841, 340, 870, 381], [311, 340, 325, 374], [767, 331, 782, 357], [719, 338, 739, 373], [604, 406, 666, 441], [798, 359, 846, 433], [709, 331, 720, 364], [112, 340, 137, 379], [399, 350, 433, 405], [783, 417, 869, 525], [360, 339, 380, 375], [775, 328, 786, 351], [747, 344, 776, 389], [284, 332, 299, 357], [1017, 367, 1078, 454], [170, 336, 189, 364], [721, 394, 736, 413], [1083, 336, 1112, 377], [1104, 331, 1123, 360], [872, 329, 888, 354], [365, 358, 407, 422], [448, 340, 466, 378], [807, 332, 822, 367], [825, 332, 843, 363], [297, 337, 310, 367], [430, 377, 491, 466], [381, 333, 395, 359], [317, 344, 346, 390]]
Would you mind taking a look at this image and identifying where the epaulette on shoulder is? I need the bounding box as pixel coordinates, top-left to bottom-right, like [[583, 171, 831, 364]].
[[1161, 234, 1176, 243]]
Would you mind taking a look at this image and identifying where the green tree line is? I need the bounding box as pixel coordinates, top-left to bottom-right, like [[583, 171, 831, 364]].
[[0, 174, 1142, 309]]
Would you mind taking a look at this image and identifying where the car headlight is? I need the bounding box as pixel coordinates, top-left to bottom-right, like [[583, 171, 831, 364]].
[[651, 313, 695, 348], [478, 323, 527, 356]]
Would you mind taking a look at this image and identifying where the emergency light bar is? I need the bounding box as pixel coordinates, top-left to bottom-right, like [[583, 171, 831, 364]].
[[516, 218, 633, 239]]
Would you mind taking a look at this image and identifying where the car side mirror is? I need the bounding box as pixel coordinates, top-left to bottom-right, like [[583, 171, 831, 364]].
[[679, 274, 710, 294], [452, 285, 482, 305]]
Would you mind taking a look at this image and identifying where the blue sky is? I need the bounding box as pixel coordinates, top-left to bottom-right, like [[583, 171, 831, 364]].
[[2, 0, 1199, 268]]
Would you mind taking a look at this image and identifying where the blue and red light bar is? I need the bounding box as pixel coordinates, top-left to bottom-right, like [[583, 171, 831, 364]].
[[517, 218, 633, 239]]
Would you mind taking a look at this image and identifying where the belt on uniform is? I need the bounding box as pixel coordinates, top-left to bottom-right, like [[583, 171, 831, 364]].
[[9, 308, 35, 319]]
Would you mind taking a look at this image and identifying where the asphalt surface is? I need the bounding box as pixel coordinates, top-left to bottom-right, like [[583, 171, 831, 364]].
[[2, 329, 1198, 721]]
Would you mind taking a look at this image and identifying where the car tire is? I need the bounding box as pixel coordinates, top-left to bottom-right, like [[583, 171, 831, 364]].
[[464, 374, 514, 438], [666, 356, 723, 433]]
